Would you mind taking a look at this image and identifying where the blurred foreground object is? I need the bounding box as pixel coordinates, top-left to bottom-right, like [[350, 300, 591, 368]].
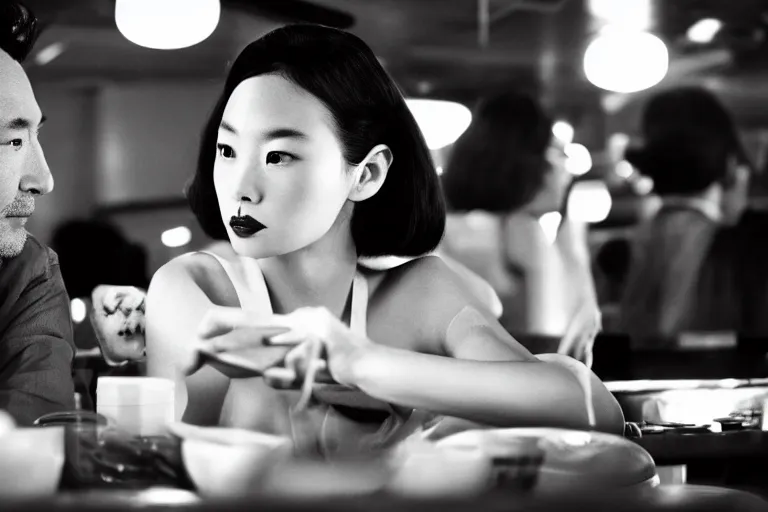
[[91, 285, 147, 365]]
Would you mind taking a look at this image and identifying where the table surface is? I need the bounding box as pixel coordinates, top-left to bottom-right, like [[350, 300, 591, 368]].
[[635, 429, 768, 465], [2, 485, 767, 512]]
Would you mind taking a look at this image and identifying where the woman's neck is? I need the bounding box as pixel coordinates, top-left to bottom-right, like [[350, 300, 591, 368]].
[[258, 217, 359, 319]]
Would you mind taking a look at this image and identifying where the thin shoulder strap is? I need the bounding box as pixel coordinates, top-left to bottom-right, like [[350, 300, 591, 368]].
[[197, 250, 265, 312], [350, 271, 368, 335], [239, 257, 273, 312]]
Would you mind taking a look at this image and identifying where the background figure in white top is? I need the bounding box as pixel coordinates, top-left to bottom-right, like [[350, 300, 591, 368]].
[[439, 92, 599, 359]]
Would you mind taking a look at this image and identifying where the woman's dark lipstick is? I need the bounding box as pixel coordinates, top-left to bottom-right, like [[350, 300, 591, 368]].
[[229, 215, 266, 238]]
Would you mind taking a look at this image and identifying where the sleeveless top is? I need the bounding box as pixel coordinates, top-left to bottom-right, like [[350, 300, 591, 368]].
[[199, 251, 431, 458]]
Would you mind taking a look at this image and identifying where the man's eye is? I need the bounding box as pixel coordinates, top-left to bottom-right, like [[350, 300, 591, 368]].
[[217, 143, 235, 159]]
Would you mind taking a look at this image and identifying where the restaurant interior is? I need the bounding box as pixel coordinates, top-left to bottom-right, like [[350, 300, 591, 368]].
[[5, 0, 768, 510]]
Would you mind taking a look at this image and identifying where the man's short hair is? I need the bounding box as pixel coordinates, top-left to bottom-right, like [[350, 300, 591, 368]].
[[0, 1, 40, 63]]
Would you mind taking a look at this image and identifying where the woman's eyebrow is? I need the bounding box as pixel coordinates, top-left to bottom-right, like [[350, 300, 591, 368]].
[[263, 128, 309, 141], [218, 122, 308, 142]]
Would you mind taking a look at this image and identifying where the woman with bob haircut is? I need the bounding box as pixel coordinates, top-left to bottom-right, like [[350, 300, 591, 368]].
[[145, 24, 624, 454], [440, 91, 599, 357]]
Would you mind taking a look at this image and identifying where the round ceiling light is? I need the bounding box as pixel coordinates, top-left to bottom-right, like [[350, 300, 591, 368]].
[[405, 99, 473, 150], [584, 28, 668, 93], [564, 143, 593, 176], [567, 181, 612, 223], [687, 18, 722, 44], [552, 120, 575, 145], [115, 0, 221, 50]]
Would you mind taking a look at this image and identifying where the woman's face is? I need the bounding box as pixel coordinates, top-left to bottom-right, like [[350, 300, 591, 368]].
[[213, 74, 358, 259]]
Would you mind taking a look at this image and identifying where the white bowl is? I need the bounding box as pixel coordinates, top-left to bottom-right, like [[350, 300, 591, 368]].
[[0, 426, 65, 498], [437, 428, 657, 492], [171, 423, 292, 497]]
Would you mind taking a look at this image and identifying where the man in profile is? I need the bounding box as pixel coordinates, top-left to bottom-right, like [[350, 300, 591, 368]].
[[0, 1, 75, 424]]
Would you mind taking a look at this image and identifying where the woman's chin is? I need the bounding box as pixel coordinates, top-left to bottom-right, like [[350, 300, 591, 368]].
[[229, 240, 272, 259]]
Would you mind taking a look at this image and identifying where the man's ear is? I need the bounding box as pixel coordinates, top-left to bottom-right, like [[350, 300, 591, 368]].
[[349, 144, 393, 202]]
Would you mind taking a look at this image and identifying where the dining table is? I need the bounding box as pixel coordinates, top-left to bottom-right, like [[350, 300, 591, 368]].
[[3, 484, 768, 512]]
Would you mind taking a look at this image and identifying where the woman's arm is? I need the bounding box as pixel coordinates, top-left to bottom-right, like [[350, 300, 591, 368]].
[[350, 257, 625, 434], [145, 256, 230, 425]]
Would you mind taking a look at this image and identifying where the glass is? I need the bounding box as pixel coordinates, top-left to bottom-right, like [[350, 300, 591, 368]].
[[46, 415, 192, 491]]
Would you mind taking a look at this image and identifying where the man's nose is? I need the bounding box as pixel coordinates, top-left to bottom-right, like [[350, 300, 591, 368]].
[[19, 142, 53, 195]]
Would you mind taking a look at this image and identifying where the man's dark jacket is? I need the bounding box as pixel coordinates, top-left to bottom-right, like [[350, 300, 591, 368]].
[[0, 234, 75, 425]]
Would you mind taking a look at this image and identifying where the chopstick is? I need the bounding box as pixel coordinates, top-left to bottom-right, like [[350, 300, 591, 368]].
[[295, 337, 324, 411]]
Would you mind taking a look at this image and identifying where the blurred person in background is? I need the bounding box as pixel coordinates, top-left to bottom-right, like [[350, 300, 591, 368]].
[[439, 91, 600, 360], [620, 86, 753, 345], [592, 237, 632, 333], [0, 1, 75, 424]]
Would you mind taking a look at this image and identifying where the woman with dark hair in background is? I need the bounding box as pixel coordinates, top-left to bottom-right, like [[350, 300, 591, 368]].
[[145, 25, 624, 455], [620, 86, 753, 344], [440, 91, 600, 360]]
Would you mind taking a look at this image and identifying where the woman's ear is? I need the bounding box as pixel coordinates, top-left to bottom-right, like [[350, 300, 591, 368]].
[[723, 154, 750, 190], [349, 144, 393, 202]]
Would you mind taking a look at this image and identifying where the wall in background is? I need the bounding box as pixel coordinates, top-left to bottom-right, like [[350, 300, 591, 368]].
[[95, 82, 222, 204], [26, 84, 99, 244], [25, 80, 222, 270]]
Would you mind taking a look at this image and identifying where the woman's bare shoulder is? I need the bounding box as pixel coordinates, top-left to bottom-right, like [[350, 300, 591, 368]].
[[149, 252, 237, 307], [367, 256, 473, 347]]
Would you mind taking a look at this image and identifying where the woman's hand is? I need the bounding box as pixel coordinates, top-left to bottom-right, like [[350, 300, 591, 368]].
[[557, 300, 602, 368], [197, 306, 376, 388]]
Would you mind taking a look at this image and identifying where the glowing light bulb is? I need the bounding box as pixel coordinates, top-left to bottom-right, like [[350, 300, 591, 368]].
[[687, 18, 722, 44], [162, 226, 192, 248], [567, 181, 612, 223], [71, 298, 87, 324], [406, 99, 472, 150], [552, 120, 575, 144], [115, 0, 221, 50], [615, 160, 634, 178], [539, 212, 563, 245], [584, 28, 668, 93], [565, 143, 593, 176]]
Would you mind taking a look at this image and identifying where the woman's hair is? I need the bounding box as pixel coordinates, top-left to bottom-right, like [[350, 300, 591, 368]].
[[441, 91, 554, 213], [187, 24, 445, 257], [624, 86, 752, 196], [0, 1, 39, 63]]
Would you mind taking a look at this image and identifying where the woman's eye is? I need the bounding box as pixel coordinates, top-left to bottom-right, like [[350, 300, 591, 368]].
[[266, 151, 295, 166], [9, 139, 23, 150], [216, 143, 235, 159]]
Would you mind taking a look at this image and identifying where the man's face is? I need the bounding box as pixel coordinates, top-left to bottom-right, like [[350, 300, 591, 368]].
[[0, 50, 52, 258]]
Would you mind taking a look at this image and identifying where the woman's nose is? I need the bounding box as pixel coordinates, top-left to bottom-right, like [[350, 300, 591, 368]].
[[232, 164, 263, 204]]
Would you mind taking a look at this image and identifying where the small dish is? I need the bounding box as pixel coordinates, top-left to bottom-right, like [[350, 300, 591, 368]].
[[0, 427, 66, 498], [168, 422, 292, 497]]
